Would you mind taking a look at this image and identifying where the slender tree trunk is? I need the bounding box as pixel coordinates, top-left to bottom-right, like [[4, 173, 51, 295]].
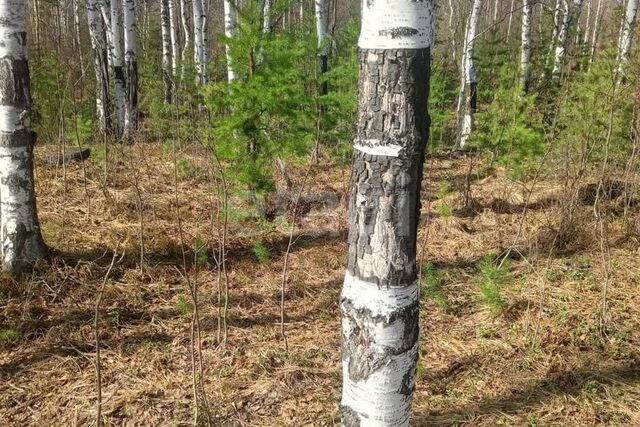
[[583, 0, 592, 44], [161, 0, 173, 103], [617, 0, 639, 76], [223, 0, 237, 82], [457, 0, 482, 149], [263, 0, 272, 33], [180, 0, 191, 82], [99, 0, 114, 69], [0, 0, 47, 274], [33, 0, 41, 61], [506, 0, 516, 40], [87, 0, 112, 134], [448, 0, 457, 63], [520, 0, 533, 94], [169, 0, 179, 76], [589, 0, 602, 64], [544, 0, 562, 77], [192, 0, 206, 84], [72, 0, 85, 82], [340, 1, 435, 425], [315, 0, 328, 97], [551, 0, 584, 82], [123, 0, 138, 135], [111, 0, 126, 137]]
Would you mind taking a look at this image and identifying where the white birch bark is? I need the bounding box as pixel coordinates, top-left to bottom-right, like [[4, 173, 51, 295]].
[[123, 0, 137, 134], [110, 0, 125, 136], [99, 0, 114, 69], [582, 0, 591, 44], [315, 0, 328, 96], [168, 0, 179, 76], [543, 0, 562, 77], [520, 0, 532, 93], [458, 0, 482, 148], [161, 0, 173, 103], [341, 1, 436, 425], [551, 0, 585, 81], [617, 0, 639, 75], [72, 0, 85, 81], [192, 0, 206, 84], [87, 0, 112, 133], [223, 0, 237, 82], [0, 0, 46, 273], [263, 0, 272, 33], [589, 0, 602, 64], [506, 0, 516, 39], [180, 0, 190, 81]]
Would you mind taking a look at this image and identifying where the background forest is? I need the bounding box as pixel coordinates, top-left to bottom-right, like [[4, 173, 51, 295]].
[[0, 0, 639, 425]]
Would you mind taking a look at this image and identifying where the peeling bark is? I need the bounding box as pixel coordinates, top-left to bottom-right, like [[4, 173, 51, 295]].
[[0, 0, 47, 274], [123, 0, 138, 135], [87, 0, 112, 134], [341, 1, 435, 424]]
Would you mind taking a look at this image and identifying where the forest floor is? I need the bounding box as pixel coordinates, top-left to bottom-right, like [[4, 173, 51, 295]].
[[0, 139, 639, 426]]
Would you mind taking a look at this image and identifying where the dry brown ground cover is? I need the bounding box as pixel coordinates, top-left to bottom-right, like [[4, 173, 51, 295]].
[[0, 140, 639, 426]]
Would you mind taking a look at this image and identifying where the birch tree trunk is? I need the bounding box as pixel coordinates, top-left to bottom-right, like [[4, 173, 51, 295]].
[[110, 0, 126, 137], [506, 0, 516, 40], [123, 0, 138, 135], [551, 0, 585, 82], [589, 0, 602, 64], [72, 0, 85, 82], [87, 0, 112, 134], [192, 0, 206, 84], [340, 1, 435, 425], [263, 0, 272, 33], [161, 0, 173, 103], [180, 0, 190, 81], [314, 0, 328, 97], [544, 0, 562, 77], [617, 0, 639, 75], [458, 0, 482, 149], [582, 0, 591, 44], [0, 0, 47, 274], [520, 0, 532, 94], [169, 0, 179, 76], [223, 0, 237, 82], [99, 0, 114, 69]]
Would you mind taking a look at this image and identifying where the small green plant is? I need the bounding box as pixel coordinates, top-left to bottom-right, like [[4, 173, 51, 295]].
[[421, 262, 449, 312], [251, 240, 270, 263], [474, 255, 508, 314], [176, 295, 193, 317], [433, 181, 453, 218], [0, 328, 21, 347]]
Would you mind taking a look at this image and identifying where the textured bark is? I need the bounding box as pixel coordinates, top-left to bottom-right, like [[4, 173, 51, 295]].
[[315, 0, 328, 97], [457, 0, 482, 148], [87, 0, 112, 134], [340, 1, 435, 424], [588, 0, 602, 64], [551, 0, 585, 82], [543, 0, 562, 77], [342, 47, 430, 427], [161, 0, 173, 103], [110, 0, 126, 136], [0, 0, 47, 274], [617, 0, 639, 76], [263, 0, 272, 33], [180, 0, 191, 81], [124, 0, 138, 135], [223, 0, 237, 82], [192, 0, 206, 85], [168, 0, 179, 75], [520, 0, 533, 94]]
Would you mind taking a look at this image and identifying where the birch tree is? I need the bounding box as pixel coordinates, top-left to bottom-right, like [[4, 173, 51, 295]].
[[588, 0, 602, 64], [168, 0, 179, 75], [111, 0, 126, 136], [315, 0, 328, 96], [457, 0, 482, 148], [161, 0, 173, 103], [192, 0, 206, 84], [520, 0, 533, 94], [0, 0, 47, 273], [551, 0, 585, 82], [617, 0, 639, 75], [124, 0, 138, 134], [340, 0, 435, 425], [223, 0, 237, 82], [263, 0, 272, 34], [87, 0, 112, 133], [180, 0, 191, 81]]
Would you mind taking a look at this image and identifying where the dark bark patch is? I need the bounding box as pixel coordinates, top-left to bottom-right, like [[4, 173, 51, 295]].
[[379, 26, 420, 39], [341, 404, 363, 427]]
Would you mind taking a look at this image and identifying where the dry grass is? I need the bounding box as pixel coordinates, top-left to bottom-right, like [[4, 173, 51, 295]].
[[0, 141, 639, 426]]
